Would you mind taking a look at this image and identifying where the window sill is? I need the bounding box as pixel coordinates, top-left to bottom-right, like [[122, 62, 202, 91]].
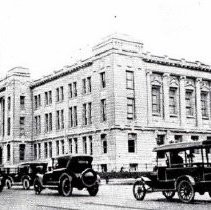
[[170, 114, 178, 118], [202, 116, 209, 120], [186, 115, 195, 119], [152, 113, 161, 117]]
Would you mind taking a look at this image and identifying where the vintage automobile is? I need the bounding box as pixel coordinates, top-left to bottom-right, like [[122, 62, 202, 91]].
[[0, 168, 5, 192], [4, 161, 47, 190], [133, 139, 211, 203], [33, 155, 100, 196]]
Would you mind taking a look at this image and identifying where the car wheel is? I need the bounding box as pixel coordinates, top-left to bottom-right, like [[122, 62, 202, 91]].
[[133, 180, 146, 201], [59, 177, 72, 197], [177, 180, 195, 203], [5, 179, 12, 189], [22, 178, 30, 190], [87, 183, 99, 196], [34, 178, 42, 195], [162, 191, 175, 200]]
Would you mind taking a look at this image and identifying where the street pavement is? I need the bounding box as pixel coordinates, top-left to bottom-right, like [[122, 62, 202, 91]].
[[0, 183, 211, 210]]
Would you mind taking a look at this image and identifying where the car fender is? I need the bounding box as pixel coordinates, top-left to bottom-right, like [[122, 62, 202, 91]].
[[136, 176, 151, 183], [59, 173, 72, 185], [176, 175, 196, 188], [96, 174, 101, 184], [5, 176, 14, 184]]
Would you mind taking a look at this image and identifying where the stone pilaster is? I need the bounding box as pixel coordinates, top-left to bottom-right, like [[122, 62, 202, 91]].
[[196, 78, 202, 127], [163, 73, 170, 121], [179, 76, 186, 127]]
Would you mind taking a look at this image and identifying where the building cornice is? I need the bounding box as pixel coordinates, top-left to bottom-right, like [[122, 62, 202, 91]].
[[142, 53, 211, 72]]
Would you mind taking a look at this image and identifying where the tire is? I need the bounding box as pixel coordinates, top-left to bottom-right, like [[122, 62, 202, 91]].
[[162, 191, 175, 200], [177, 180, 195, 203], [22, 178, 30, 190], [59, 177, 72, 197], [5, 179, 12, 189], [133, 181, 146, 201], [87, 183, 99, 196], [34, 178, 42, 195]]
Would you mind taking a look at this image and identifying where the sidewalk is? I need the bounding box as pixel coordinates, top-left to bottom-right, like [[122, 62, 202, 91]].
[[100, 178, 135, 185]]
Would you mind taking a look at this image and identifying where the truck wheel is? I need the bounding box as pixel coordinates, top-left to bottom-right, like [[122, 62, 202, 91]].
[[5, 179, 12, 189], [133, 180, 146, 201], [59, 177, 72, 197], [162, 191, 175, 200], [87, 183, 99, 196], [34, 178, 42, 195], [23, 178, 30, 190], [177, 180, 195, 203]]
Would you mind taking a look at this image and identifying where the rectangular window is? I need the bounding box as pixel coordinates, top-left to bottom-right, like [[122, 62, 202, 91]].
[[74, 106, 78, 126], [34, 144, 37, 160], [20, 96, 25, 110], [60, 86, 64, 101], [201, 92, 208, 117], [34, 96, 38, 109], [69, 139, 72, 153], [74, 138, 78, 154], [101, 99, 106, 122], [101, 134, 107, 154], [152, 86, 161, 114], [8, 97, 11, 111], [83, 137, 87, 154], [169, 88, 177, 115], [38, 143, 41, 159], [127, 98, 135, 120], [56, 88, 60, 102], [45, 113, 49, 133], [45, 92, 48, 106], [157, 135, 165, 145], [44, 142, 48, 158], [61, 140, 64, 154], [49, 142, 52, 158], [89, 136, 93, 155], [49, 91, 52, 104], [100, 72, 106, 88], [129, 163, 138, 172], [56, 111, 60, 130], [87, 77, 91, 93], [38, 94, 41, 107], [49, 113, 52, 131], [191, 136, 199, 141], [88, 102, 92, 124], [61, 109, 64, 129], [69, 107, 73, 128], [83, 104, 87, 125], [19, 144, 25, 161], [185, 90, 194, 116], [126, 71, 134, 89], [82, 78, 86, 94], [69, 83, 73, 98], [7, 117, 11, 136], [128, 133, 137, 153], [73, 82, 77, 97], [20, 117, 25, 136], [175, 135, 183, 143], [56, 140, 59, 155]]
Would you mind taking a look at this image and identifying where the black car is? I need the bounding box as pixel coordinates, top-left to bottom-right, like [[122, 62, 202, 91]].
[[133, 139, 211, 203], [0, 168, 5, 192], [4, 161, 47, 190], [34, 155, 100, 196]]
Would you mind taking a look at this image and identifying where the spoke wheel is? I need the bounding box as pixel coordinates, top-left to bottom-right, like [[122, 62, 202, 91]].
[[162, 191, 175, 200], [133, 181, 146, 201], [60, 177, 72, 197], [177, 180, 195, 203], [23, 178, 30, 190], [34, 178, 42, 195], [5, 179, 12, 189], [87, 183, 99, 196]]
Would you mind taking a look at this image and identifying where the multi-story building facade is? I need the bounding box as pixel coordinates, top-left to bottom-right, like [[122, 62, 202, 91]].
[[1, 34, 211, 172]]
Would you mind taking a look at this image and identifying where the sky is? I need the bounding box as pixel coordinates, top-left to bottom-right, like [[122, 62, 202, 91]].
[[0, 0, 211, 79]]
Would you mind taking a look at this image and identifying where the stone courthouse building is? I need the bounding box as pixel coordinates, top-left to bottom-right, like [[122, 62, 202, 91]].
[[1, 34, 211, 172]]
